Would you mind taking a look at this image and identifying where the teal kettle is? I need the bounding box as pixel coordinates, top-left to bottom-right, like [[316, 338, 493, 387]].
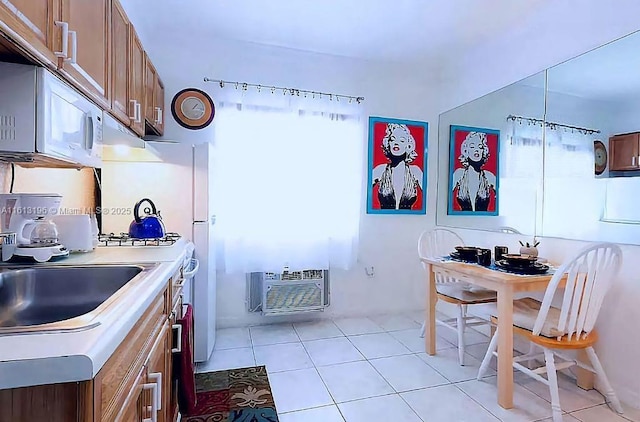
[[128, 198, 166, 239]]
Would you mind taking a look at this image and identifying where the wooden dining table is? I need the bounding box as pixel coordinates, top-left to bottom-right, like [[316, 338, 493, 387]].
[[421, 257, 594, 409]]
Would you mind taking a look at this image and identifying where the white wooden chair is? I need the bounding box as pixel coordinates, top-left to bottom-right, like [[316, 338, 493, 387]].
[[418, 228, 497, 365], [477, 242, 624, 422]]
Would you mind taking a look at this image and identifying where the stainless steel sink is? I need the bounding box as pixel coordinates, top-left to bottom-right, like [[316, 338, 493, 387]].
[[0, 264, 157, 335]]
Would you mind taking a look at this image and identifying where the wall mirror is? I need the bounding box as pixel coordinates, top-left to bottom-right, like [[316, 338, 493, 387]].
[[436, 29, 640, 246], [436, 72, 545, 237], [542, 30, 640, 244]]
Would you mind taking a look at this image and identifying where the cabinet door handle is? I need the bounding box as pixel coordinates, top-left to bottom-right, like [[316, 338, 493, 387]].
[[129, 100, 137, 120], [147, 372, 163, 411], [171, 324, 182, 353], [135, 101, 142, 123], [142, 382, 158, 422], [54, 21, 69, 59], [174, 277, 186, 289], [155, 107, 161, 124], [68, 30, 77, 63]]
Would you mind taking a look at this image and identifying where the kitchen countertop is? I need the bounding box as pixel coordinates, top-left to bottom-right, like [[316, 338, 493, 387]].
[[0, 238, 192, 389]]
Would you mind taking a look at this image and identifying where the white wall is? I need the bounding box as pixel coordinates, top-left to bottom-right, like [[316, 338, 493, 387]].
[[439, 4, 640, 408], [0, 164, 95, 213], [124, 1, 640, 406], [135, 32, 442, 327]]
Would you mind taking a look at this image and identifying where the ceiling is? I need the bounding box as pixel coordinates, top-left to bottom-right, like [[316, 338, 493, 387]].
[[122, 0, 549, 65]]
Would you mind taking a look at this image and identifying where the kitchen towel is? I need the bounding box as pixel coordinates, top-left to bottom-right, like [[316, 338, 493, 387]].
[[174, 303, 197, 415]]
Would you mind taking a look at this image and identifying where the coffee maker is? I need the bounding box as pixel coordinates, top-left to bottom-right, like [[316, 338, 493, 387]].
[[0, 193, 69, 262]]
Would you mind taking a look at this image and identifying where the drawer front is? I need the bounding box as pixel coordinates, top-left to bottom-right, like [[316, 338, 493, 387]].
[[94, 288, 168, 422]]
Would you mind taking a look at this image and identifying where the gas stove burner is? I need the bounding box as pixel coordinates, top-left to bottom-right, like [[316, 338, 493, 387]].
[[97, 232, 181, 247]]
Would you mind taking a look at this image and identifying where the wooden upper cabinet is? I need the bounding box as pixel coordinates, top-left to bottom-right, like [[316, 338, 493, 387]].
[[110, 0, 130, 125], [609, 133, 640, 171], [0, 0, 60, 65], [59, 0, 110, 108], [154, 76, 165, 135], [0, 0, 167, 138], [144, 55, 165, 135], [145, 55, 157, 126], [129, 29, 145, 136]]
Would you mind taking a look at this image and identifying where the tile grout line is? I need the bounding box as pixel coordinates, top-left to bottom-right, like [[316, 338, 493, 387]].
[[248, 326, 258, 367], [298, 329, 347, 421], [361, 350, 427, 422], [338, 317, 425, 421], [450, 381, 505, 421], [220, 319, 632, 421], [286, 317, 419, 420]]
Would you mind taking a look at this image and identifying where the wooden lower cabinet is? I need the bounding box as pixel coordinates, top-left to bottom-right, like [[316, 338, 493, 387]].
[[119, 367, 146, 422], [146, 323, 171, 422], [168, 294, 185, 421], [0, 273, 186, 422], [0, 382, 92, 422]]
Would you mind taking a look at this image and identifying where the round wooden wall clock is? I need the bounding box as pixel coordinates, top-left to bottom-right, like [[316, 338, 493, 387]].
[[594, 140, 607, 175], [171, 88, 215, 130]]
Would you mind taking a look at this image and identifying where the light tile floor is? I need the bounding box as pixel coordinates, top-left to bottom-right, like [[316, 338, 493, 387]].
[[197, 313, 637, 422]]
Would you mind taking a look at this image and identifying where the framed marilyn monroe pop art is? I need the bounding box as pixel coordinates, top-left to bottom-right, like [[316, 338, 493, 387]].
[[367, 116, 428, 214], [448, 125, 500, 216]]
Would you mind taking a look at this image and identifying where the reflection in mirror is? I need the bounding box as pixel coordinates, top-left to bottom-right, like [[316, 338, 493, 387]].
[[436, 72, 545, 236], [543, 30, 640, 245]]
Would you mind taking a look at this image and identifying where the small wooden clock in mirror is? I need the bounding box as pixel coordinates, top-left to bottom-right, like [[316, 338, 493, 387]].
[[594, 140, 607, 175]]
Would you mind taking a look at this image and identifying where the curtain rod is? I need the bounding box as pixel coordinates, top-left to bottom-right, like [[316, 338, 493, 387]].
[[203, 77, 365, 104], [507, 115, 600, 135]]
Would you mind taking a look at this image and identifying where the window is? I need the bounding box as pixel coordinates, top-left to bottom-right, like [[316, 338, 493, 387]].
[[213, 101, 363, 273]]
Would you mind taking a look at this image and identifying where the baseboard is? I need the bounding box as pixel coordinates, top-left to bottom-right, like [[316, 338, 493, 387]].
[[612, 383, 640, 410]]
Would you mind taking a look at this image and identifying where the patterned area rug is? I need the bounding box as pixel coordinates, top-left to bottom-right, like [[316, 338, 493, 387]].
[[183, 365, 279, 422]]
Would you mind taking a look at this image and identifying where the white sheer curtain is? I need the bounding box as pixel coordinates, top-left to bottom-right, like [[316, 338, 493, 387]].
[[502, 119, 544, 179], [499, 119, 544, 234], [544, 127, 594, 178], [212, 93, 363, 274], [543, 127, 604, 238]]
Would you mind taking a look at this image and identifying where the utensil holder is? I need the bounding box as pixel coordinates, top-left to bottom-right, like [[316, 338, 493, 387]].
[[519, 246, 539, 257]]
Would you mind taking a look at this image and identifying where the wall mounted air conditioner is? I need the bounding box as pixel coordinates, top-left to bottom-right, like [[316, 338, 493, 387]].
[[247, 269, 330, 315]]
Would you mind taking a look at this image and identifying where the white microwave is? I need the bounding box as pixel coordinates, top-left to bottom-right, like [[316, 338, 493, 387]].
[[0, 62, 102, 168]]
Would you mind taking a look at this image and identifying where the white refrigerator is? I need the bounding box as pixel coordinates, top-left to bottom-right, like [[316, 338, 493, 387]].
[[101, 141, 217, 362], [191, 142, 217, 362]]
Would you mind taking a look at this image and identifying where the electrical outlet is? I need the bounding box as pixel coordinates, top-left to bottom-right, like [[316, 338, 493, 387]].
[[365, 266, 375, 278]]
